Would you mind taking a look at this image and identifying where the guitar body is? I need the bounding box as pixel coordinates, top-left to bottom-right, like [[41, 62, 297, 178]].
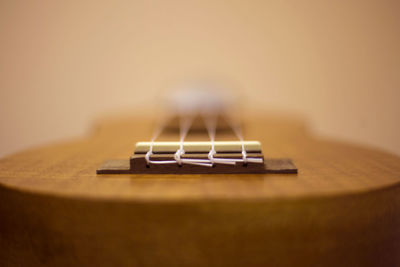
[[0, 114, 399, 267]]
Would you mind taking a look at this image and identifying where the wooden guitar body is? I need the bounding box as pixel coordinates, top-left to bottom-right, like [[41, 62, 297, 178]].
[[0, 115, 399, 266]]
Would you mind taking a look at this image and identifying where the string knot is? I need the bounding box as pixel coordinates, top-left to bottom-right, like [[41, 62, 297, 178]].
[[242, 149, 248, 165], [145, 150, 153, 166], [208, 149, 216, 166], [174, 149, 185, 166]]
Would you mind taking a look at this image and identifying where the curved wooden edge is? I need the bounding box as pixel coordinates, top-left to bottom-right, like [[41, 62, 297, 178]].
[[0, 181, 399, 267], [0, 114, 399, 201]]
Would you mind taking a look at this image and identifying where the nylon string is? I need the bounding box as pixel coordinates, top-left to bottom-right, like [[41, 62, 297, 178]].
[[145, 114, 263, 167]]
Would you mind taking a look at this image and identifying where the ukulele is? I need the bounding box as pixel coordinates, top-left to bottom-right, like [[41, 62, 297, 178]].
[[0, 87, 399, 267]]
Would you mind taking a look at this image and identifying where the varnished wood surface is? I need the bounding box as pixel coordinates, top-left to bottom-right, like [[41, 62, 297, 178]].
[[0, 114, 399, 266], [0, 114, 399, 200]]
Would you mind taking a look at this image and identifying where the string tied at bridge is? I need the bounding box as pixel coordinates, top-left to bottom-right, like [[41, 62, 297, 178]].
[[204, 114, 237, 166], [226, 116, 264, 165], [175, 116, 213, 167], [145, 117, 176, 165], [145, 113, 262, 168]]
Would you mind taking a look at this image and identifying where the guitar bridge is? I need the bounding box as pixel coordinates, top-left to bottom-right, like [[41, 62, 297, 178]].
[[97, 141, 297, 174]]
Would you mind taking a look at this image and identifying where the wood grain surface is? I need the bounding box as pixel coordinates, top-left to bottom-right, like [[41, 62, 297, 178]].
[[0, 114, 399, 266]]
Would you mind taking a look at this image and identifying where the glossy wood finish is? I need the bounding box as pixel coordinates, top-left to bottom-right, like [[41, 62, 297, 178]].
[[0, 114, 399, 266]]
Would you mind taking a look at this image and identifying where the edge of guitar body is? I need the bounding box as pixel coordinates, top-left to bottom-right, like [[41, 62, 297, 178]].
[[96, 158, 298, 174]]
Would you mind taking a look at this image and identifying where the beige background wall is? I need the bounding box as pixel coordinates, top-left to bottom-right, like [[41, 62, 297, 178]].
[[1, 0, 399, 158]]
